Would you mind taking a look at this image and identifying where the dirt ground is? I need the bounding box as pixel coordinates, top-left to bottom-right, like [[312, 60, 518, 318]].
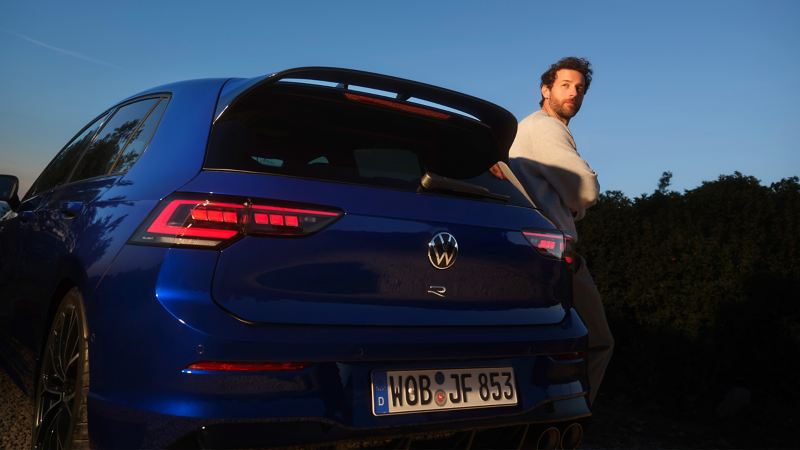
[[0, 367, 32, 450]]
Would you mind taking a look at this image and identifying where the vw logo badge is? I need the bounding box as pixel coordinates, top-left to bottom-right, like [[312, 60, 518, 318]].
[[428, 232, 458, 270]]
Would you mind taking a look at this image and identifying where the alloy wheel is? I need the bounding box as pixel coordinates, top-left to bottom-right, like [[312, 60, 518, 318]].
[[32, 292, 87, 450]]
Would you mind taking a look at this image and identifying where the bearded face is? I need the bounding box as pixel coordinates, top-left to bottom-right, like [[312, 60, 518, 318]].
[[541, 69, 586, 123]]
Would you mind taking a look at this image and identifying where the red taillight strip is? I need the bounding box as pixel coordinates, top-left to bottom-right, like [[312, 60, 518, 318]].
[[344, 92, 451, 119], [251, 204, 341, 217], [185, 361, 306, 372], [564, 235, 576, 265], [522, 231, 562, 240], [147, 200, 244, 239]]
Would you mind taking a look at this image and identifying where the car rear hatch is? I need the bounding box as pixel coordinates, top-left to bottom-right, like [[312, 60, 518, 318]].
[[180, 68, 572, 326]]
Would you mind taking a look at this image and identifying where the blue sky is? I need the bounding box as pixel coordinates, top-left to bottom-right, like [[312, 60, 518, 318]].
[[1, 0, 798, 197]]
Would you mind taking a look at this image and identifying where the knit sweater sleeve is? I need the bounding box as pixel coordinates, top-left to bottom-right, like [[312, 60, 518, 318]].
[[510, 114, 599, 220]]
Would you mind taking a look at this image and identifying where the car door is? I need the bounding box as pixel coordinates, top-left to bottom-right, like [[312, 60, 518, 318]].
[[0, 112, 108, 353], [7, 97, 163, 357]]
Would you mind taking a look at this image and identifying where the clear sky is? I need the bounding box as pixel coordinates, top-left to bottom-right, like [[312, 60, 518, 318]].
[[1, 0, 798, 197]]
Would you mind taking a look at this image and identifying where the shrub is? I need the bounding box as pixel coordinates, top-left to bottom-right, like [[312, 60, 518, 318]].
[[576, 173, 800, 414]]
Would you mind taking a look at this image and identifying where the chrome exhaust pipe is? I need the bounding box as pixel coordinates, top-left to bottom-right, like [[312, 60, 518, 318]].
[[559, 422, 583, 450], [535, 426, 561, 450]]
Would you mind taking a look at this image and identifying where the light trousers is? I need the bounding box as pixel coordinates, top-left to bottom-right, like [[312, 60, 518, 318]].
[[572, 257, 614, 406]]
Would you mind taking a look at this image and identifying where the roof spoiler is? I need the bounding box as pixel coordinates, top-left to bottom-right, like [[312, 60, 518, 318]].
[[214, 67, 518, 163]]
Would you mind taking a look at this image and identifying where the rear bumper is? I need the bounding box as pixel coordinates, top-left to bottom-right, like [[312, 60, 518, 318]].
[[87, 246, 589, 448], [173, 398, 590, 449], [90, 379, 589, 448]]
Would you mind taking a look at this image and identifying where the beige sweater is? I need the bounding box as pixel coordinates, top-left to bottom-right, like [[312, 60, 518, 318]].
[[508, 110, 599, 240]]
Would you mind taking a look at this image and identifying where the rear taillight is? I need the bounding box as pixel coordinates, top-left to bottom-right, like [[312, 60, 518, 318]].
[[183, 361, 306, 373], [522, 230, 574, 269], [130, 195, 342, 248], [250, 204, 341, 236]]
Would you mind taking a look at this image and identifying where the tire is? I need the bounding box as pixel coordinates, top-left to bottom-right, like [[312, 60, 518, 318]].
[[31, 288, 90, 450]]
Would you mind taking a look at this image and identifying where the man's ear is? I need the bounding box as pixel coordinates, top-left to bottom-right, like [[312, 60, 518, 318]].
[[540, 84, 551, 101]]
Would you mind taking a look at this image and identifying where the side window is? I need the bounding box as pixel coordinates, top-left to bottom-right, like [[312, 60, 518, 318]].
[[70, 98, 160, 182], [109, 98, 168, 175], [26, 113, 109, 198]]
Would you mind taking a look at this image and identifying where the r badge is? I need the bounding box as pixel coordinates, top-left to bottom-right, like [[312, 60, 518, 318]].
[[427, 286, 447, 298]]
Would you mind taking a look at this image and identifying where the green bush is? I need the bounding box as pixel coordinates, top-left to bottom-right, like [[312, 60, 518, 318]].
[[576, 173, 800, 413]]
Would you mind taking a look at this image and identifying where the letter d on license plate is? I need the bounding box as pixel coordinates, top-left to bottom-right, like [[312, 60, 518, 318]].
[[371, 367, 517, 415]]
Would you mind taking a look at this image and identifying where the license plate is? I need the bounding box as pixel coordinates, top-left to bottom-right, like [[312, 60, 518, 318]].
[[371, 367, 517, 415]]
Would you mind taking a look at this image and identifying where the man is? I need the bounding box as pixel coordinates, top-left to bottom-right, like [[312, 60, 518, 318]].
[[491, 56, 613, 406]]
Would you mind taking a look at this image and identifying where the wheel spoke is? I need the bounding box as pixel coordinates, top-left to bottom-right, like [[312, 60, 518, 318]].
[[65, 308, 77, 350], [63, 390, 76, 405], [65, 351, 80, 372], [55, 408, 67, 450], [53, 315, 67, 380], [47, 334, 64, 382], [41, 376, 62, 398], [60, 310, 77, 379], [39, 396, 61, 425], [68, 328, 81, 368], [37, 401, 64, 449]]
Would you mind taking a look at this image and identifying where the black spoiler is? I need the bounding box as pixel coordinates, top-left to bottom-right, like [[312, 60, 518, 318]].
[[214, 67, 518, 166]]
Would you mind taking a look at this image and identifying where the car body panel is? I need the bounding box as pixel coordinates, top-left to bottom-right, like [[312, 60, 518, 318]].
[[180, 171, 570, 326], [0, 68, 590, 449]]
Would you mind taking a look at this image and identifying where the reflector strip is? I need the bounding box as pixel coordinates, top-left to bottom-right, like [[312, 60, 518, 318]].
[[185, 361, 305, 372], [550, 352, 586, 361], [344, 92, 451, 119]]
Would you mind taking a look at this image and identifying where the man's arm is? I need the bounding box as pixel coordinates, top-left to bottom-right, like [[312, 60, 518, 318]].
[[510, 117, 599, 219]]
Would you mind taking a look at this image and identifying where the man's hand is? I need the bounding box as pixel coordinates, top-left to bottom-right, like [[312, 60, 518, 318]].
[[489, 163, 506, 180]]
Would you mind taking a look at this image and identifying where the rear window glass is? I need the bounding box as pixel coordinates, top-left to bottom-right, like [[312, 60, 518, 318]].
[[204, 83, 498, 191]]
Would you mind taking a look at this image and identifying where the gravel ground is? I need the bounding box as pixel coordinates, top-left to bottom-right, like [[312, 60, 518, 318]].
[[3, 368, 783, 449], [0, 367, 32, 450]]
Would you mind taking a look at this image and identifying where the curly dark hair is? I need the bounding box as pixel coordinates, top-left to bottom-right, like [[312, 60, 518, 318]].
[[539, 57, 593, 107]]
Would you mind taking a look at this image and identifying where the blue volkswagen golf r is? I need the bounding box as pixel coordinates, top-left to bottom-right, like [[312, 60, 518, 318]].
[[0, 68, 589, 449]]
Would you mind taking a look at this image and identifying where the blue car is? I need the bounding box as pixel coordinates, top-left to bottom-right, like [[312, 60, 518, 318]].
[[0, 68, 589, 449]]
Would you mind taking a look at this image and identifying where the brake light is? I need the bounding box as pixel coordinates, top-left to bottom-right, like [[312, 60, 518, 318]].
[[523, 231, 565, 259], [130, 195, 342, 248], [183, 361, 306, 373], [344, 92, 451, 119], [250, 204, 341, 236], [564, 235, 576, 265], [522, 230, 575, 270]]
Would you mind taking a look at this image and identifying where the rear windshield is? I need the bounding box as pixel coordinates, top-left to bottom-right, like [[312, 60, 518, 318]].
[[204, 83, 531, 208]]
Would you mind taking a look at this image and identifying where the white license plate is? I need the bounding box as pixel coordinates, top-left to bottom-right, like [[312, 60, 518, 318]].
[[371, 367, 517, 415]]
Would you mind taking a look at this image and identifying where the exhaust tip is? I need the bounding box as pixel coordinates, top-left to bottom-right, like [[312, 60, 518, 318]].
[[536, 426, 561, 450], [559, 422, 584, 450]]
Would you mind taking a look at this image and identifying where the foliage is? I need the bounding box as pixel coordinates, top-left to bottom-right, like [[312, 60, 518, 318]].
[[576, 173, 800, 418]]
